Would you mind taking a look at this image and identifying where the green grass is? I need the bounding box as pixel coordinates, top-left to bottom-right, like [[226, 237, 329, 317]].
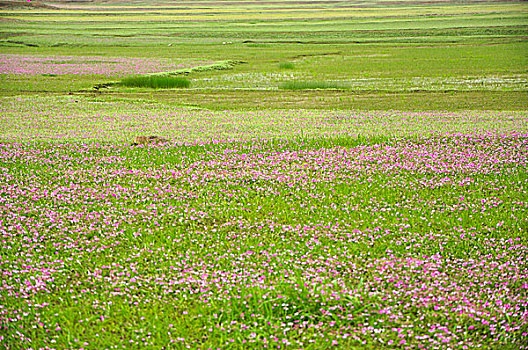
[[278, 62, 295, 69], [148, 60, 245, 77], [119, 76, 190, 89], [0, 0, 526, 109]]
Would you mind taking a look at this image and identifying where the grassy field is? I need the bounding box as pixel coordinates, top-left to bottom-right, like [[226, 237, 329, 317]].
[[1, 0, 527, 109], [1, 0, 528, 349]]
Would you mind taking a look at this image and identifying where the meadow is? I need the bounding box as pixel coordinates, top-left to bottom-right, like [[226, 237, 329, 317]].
[[0, 0, 527, 349]]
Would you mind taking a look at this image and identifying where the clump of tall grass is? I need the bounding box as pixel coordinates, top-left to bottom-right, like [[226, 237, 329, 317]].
[[279, 62, 295, 69], [120, 76, 190, 89], [149, 60, 245, 77], [279, 81, 347, 90]]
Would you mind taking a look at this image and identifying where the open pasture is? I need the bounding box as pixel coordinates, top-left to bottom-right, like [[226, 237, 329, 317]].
[[1, 0, 527, 109], [1, 0, 528, 349]]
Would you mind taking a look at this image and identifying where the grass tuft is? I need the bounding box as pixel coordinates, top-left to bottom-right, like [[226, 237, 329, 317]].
[[279, 81, 347, 90], [279, 62, 295, 69], [119, 76, 190, 89]]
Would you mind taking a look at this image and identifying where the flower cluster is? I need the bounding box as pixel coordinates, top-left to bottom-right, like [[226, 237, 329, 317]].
[[0, 54, 205, 76]]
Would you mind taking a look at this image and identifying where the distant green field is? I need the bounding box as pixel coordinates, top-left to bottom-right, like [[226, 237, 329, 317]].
[[0, 0, 526, 109]]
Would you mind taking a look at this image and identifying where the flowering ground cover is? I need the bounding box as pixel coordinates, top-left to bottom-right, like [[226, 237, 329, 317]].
[[0, 96, 527, 349], [1, 1, 527, 349], [0, 54, 204, 77]]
